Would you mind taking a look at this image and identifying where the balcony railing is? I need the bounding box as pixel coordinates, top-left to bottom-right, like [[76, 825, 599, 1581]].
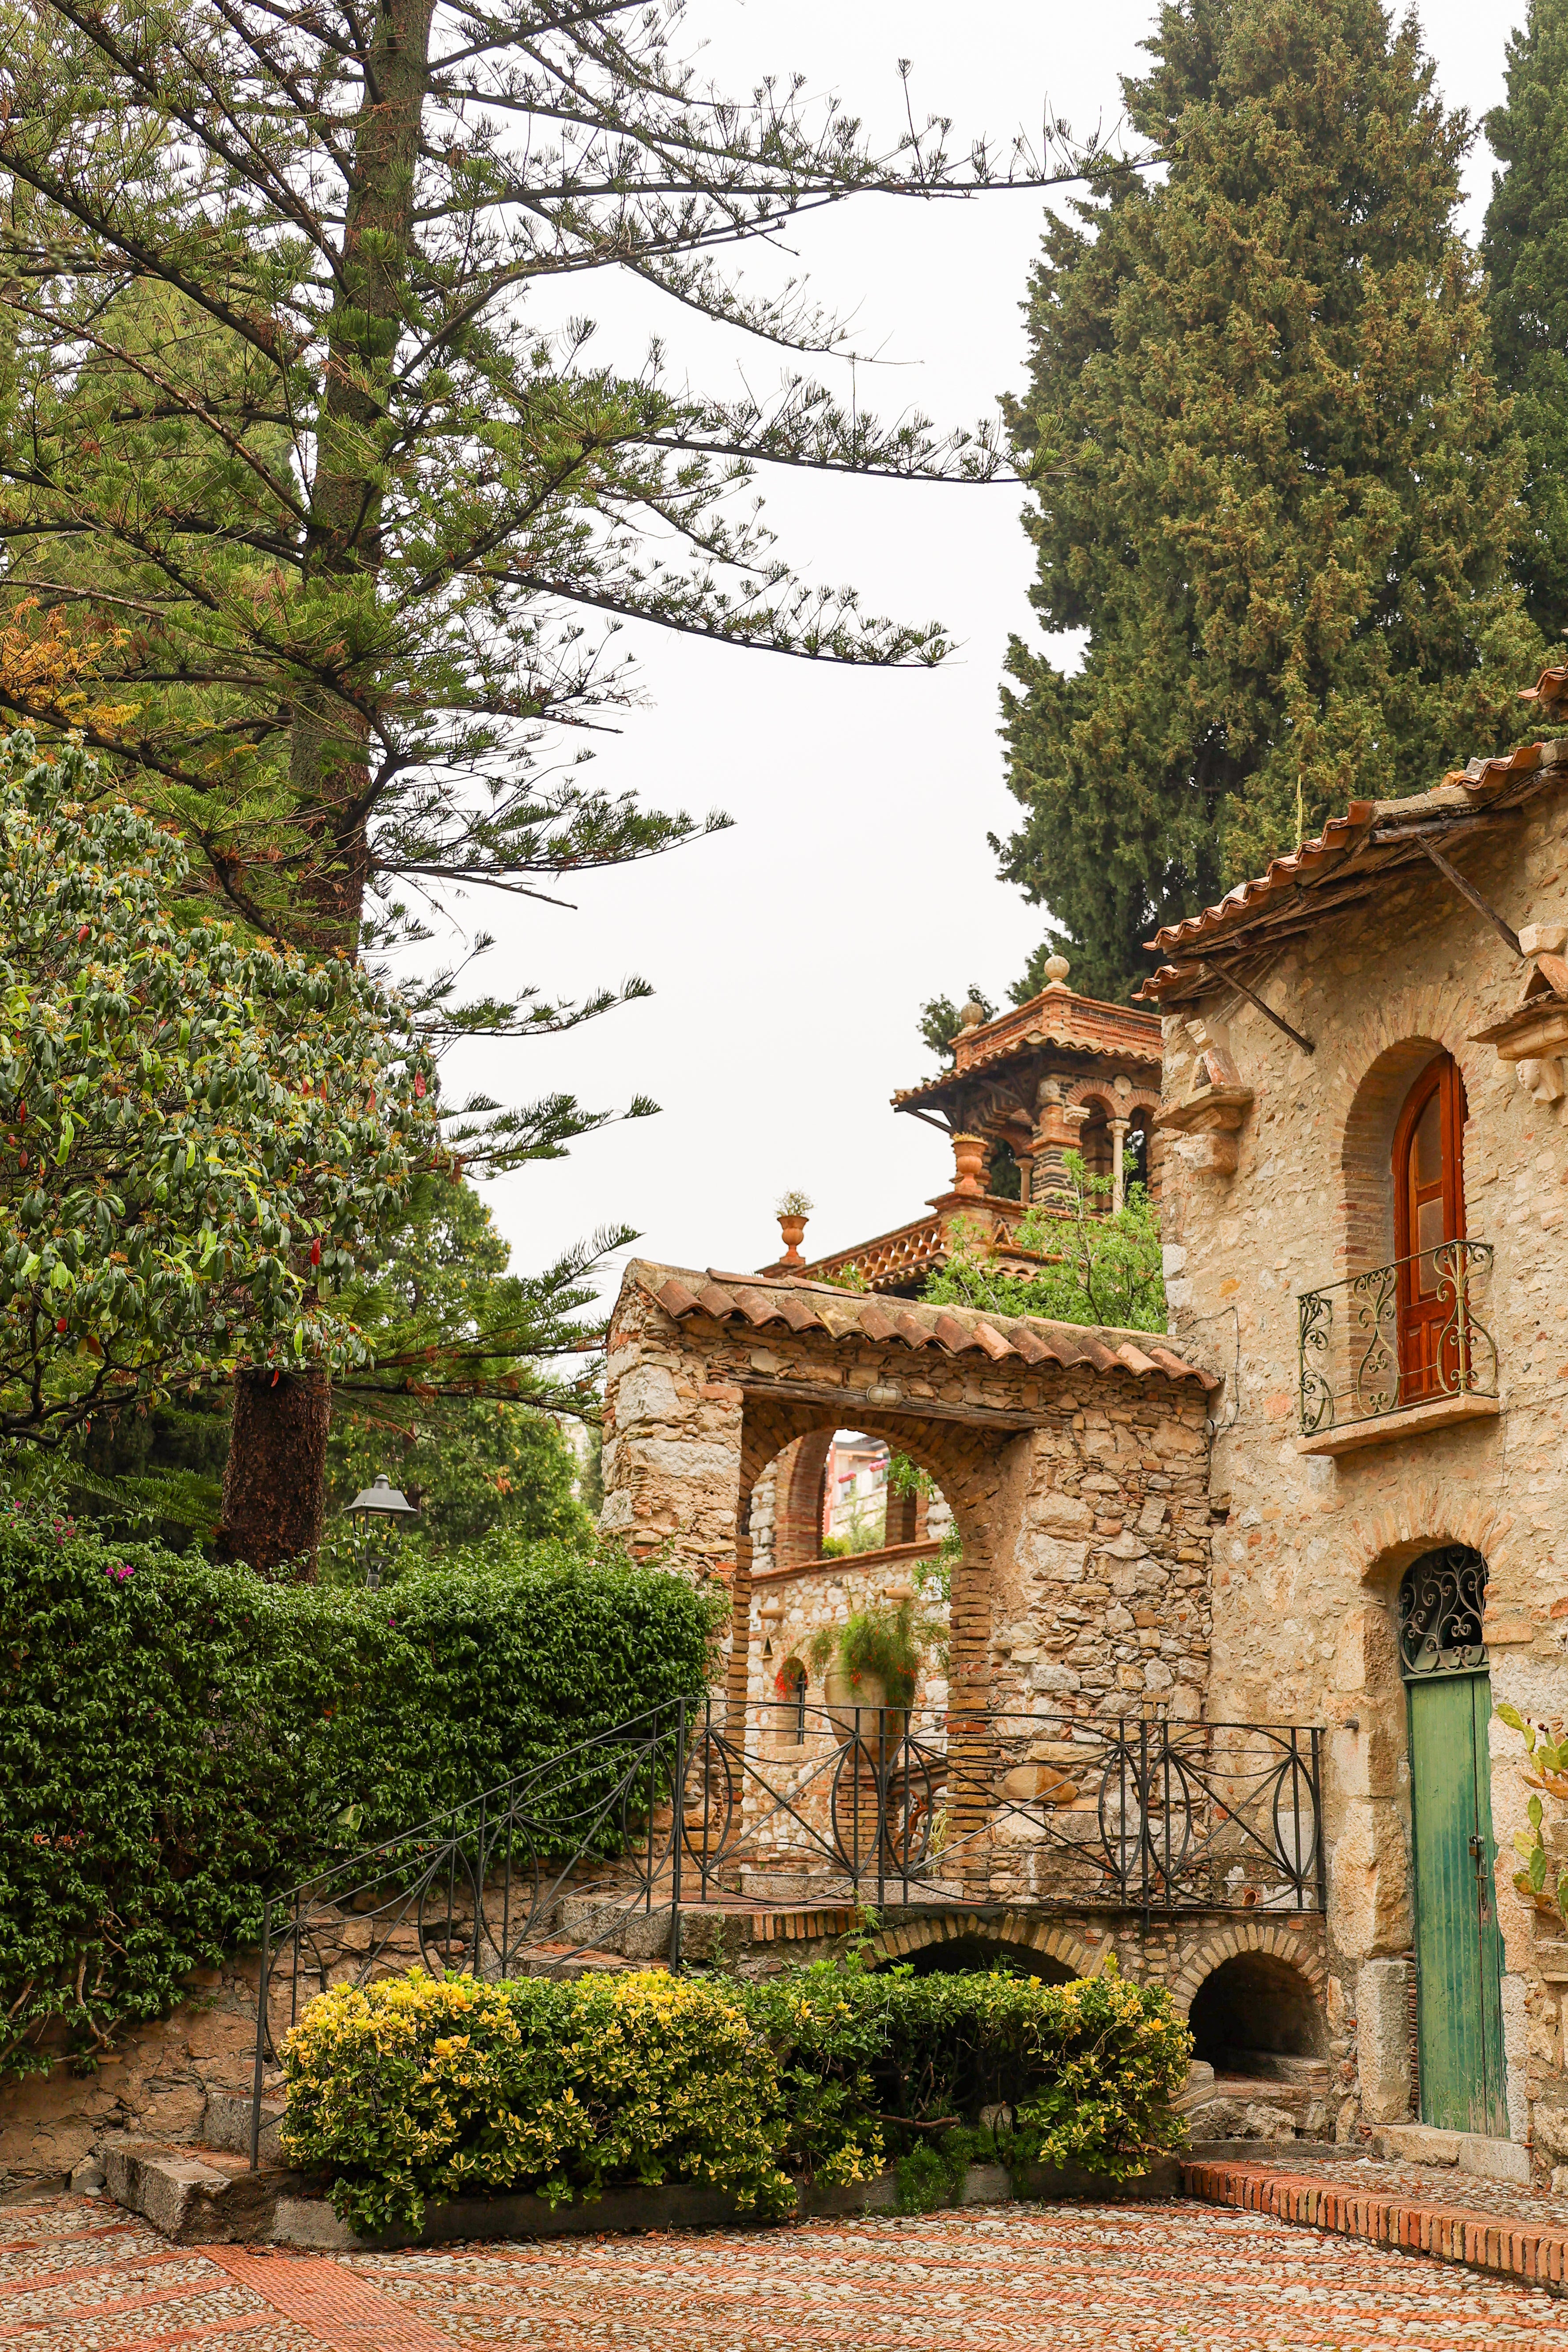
[[1297, 1239, 1496, 1437]]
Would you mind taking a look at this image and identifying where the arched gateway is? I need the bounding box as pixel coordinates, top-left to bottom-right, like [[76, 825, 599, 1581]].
[[599, 1257, 1326, 2020]]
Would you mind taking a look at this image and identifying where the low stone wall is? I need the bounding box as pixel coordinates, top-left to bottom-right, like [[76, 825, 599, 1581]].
[[0, 1956, 262, 2192]]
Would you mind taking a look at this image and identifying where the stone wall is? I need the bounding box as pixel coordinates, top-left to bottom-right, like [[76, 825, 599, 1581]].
[[1157, 781, 1568, 2171], [0, 1959, 261, 2192], [601, 1265, 1219, 1906]]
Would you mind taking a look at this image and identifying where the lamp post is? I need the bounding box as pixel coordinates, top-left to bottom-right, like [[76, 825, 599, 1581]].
[[344, 1473, 419, 1589]]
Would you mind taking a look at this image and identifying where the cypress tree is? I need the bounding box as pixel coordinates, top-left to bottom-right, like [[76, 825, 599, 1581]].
[[1485, 0, 1568, 641], [998, 0, 1539, 1003]]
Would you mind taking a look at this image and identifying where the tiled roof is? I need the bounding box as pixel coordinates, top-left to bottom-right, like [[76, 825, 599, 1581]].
[[1138, 736, 1568, 1003], [1522, 663, 1568, 723], [634, 1261, 1218, 1390], [894, 985, 1161, 1113]]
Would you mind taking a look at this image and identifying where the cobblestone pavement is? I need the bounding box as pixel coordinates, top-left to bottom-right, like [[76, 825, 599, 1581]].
[[6, 2191, 1568, 2351]]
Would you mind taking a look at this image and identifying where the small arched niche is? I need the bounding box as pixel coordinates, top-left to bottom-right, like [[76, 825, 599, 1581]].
[[1187, 1952, 1326, 2075]]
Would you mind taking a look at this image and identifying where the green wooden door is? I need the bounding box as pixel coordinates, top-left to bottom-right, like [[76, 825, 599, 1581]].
[[1408, 1670, 1508, 2136]]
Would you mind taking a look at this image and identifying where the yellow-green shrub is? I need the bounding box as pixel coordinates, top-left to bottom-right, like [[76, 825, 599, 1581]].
[[281, 1970, 806, 2235], [280, 1957, 1188, 2237]]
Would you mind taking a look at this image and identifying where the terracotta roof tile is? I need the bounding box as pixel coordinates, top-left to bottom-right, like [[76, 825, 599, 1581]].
[[1140, 736, 1568, 997], [630, 1261, 1217, 1392], [1523, 664, 1568, 722]]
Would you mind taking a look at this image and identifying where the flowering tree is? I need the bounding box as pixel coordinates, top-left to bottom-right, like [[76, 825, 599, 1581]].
[[0, 731, 442, 1563]]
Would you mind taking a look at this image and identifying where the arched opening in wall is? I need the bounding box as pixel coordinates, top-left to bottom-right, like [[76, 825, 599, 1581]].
[[880, 1935, 1077, 1983], [1339, 1037, 1457, 1277], [1392, 1055, 1469, 1404], [1187, 1954, 1326, 2077], [1125, 1114, 1151, 1199], [772, 1655, 808, 1744], [1077, 1099, 1113, 1195], [746, 1427, 956, 1746]]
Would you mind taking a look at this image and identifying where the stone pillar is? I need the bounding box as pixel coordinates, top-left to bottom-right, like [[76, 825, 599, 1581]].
[[1109, 1117, 1129, 1215], [1356, 1958, 1413, 2124]]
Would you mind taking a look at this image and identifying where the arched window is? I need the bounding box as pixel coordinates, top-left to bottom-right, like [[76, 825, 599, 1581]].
[[1392, 1054, 1467, 1404]]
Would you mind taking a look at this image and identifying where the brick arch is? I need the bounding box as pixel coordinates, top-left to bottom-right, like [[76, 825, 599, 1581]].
[[771, 1428, 834, 1571], [1169, 1922, 1326, 2019], [867, 1910, 1104, 1980], [1330, 989, 1492, 1277], [739, 1393, 1031, 1889], [1342, 1495, 1514, 1588], [1063, 1077, 1160, 1121]]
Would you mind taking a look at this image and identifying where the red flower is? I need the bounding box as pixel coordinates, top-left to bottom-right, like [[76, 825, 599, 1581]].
[[414, 1070, 426, 1098], [310, 1238, 321, 1266]]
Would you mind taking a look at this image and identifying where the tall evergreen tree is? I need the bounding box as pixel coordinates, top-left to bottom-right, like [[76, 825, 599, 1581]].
[[998, 0, 1539, 1004], [0, 3, 1104, 1551], [1485, 0, 1568, 642]]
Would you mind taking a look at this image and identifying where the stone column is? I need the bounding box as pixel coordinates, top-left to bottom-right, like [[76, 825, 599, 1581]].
[[1109, 1117, 1129, 1215]]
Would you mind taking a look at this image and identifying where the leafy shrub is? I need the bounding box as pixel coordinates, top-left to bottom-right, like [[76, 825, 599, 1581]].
[[0, 1502, 721, 2078], [748, 1957, 1191, 2187], [282, 1969, 814, 2236], [280, 1957, 1189, 2235]]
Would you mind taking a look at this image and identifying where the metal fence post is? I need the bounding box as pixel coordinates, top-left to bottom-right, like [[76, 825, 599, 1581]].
[[1310, 1727, 1327, 1912], [668, 1698, 686, 1971], [249, 1900, 271, 2172], [1138, 1718, 1150, 1919]]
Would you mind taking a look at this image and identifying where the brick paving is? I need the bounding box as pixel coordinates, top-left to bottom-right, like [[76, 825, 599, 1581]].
[[7, 2187, 1568, 2351]]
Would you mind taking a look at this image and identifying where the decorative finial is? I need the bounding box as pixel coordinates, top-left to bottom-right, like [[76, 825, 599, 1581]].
[[959, 997, 988, 1031], [1043, 951, 1071, 992], [775, 1189, 812, 1266]]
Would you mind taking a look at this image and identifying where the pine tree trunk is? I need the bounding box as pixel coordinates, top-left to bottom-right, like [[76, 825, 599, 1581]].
[[223, 3, 435, 1562], [291, 0, 435, 951], [217, 1367, 331, 1574]]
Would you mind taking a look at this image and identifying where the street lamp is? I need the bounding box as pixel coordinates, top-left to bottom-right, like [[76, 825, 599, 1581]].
[[344, 1473, 419, 1589]]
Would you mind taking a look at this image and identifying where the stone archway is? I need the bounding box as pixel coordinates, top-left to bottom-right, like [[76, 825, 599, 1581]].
[[867, 1911, 1103, 1981], [1170, 1923, 1326, 2025], [601, 1256, 1220, 1906]]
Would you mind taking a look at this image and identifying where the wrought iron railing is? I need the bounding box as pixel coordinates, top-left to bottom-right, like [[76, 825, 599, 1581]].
[[245, 1696, 1323, 2166], [1297, 1239, 1496, 1436]]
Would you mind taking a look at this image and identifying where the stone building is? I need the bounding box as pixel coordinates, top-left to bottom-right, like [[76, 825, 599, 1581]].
[[1141, 664, 1568, 2177], [601, 665, 1568, 2182]]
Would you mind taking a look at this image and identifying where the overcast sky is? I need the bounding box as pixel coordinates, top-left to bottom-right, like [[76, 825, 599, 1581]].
[[436, 1, 1515, 1308]]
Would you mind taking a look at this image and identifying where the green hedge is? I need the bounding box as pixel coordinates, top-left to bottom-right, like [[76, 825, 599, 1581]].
[[0, 1502, 720, 2079], [281, 1959, 1193, 2235]]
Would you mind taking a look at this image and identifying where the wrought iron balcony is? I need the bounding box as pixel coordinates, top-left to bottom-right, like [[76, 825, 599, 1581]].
[[1297, 1239, 1497, 1440]]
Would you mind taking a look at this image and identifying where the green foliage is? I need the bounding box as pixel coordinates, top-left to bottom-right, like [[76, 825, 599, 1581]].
[[281, 1957, 1191, 2235], [0, 1499, 719, 2079], [925, 1157, 1165, 1332], [1496, 1703, 1568, 1919], [1485, 0, 1568, 638], [0, 732, 441, 1446], [807, 1597, 941, 1707], [282, 1970, 809, 2238], [0, 2, 1054, 993], [323, 1179, 595, 1559], [998, 0, 1540, 1002]]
